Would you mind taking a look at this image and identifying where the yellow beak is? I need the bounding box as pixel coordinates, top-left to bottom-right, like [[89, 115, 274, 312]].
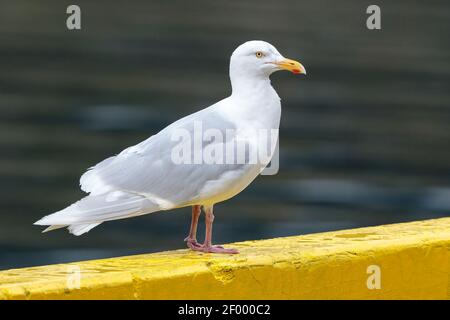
[[275, 58, 306, 75]]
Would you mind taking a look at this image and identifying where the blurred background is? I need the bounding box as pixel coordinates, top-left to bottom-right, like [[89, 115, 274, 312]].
[[0, 0, 449, 270]]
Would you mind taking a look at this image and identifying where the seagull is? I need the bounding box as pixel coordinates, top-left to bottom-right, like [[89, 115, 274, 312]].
[[35, 40, 306, 254]]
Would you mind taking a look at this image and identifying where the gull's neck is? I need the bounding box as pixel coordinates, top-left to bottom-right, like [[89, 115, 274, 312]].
[[224, 72, 281, 128], [230, 73, 274, 100]]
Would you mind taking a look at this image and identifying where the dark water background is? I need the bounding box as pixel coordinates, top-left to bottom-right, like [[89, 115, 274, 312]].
[[0, 0, 449, 270]]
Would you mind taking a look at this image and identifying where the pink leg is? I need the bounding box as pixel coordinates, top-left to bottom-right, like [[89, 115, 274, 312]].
[[184, 205, 202, 249], [191, 205, 238, 254]]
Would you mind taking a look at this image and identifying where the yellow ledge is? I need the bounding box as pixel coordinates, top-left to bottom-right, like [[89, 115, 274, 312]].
[[1, 217, 450, 300]]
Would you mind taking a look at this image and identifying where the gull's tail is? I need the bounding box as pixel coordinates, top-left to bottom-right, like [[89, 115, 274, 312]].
[[34, 191, 158, 236]]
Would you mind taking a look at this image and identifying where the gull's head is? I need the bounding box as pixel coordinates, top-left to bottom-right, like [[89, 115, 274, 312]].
[[230, 40, 306, 81]]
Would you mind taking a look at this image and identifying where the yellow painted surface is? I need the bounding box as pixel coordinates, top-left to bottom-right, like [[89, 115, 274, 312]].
[[1, 217, 450, 299]]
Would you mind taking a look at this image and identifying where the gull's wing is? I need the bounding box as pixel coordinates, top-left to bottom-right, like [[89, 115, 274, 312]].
[[80, 101, 256, 209], [37, 102, 271, 233]]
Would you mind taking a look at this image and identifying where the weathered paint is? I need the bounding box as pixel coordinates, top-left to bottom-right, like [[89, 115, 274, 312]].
[[1, 217, 450, 299]]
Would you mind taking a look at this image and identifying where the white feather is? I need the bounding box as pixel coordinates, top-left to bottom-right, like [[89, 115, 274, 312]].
[[35, 191, 158, 227], [68, 223, 102, 236], [42, 225, 67, 233]]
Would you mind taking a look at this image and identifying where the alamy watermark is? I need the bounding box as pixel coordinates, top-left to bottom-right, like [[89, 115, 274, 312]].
[[366, 5, 381, 30], [170, 121, 279, 175], [66, 5, 81, 30], [66, 265, 81, 290], [66, 5, 381, 32], [366, 264, 381, 290]]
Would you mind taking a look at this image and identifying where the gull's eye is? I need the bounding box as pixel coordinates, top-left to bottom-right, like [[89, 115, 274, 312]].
[[255, 51, 264, 58]]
